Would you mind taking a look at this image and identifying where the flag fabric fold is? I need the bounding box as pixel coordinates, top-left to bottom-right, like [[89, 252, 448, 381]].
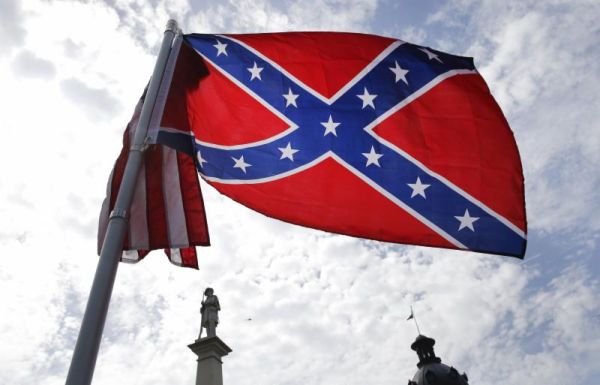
[[98, 88, 210, 269]]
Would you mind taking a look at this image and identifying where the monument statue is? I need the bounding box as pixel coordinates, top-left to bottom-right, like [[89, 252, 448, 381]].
[[198, 287, 220, 340]]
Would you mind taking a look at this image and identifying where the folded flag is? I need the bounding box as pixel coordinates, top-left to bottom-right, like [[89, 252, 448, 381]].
[[154, 32, 527, 258], [98, 85, 210, 269]]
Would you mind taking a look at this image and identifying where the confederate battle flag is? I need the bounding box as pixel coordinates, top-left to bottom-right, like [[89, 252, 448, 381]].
[[101, 32, 527, 266]]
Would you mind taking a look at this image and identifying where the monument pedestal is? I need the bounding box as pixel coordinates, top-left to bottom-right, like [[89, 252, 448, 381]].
[[188, 336, 232, 385]]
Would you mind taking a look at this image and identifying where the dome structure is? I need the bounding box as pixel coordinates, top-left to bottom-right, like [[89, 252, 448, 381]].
[[407, 335, 469, 385]]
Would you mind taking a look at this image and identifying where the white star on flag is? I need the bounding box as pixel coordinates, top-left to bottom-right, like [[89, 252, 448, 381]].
[[389, 61, 409, 85], [232, 155, 251, 173], [419, 48, 443, 63], [278, 142, 299, 161], [247, 61, 264, 81], [455, 209, 480, 231], [197, 151, 207, 167], [362, 146, 383, 167], [282, 88, 299, 107], [213, 40, 228, 56], [407, 177, 430, 198], [357, 87, 377, 109], [321, 115, 341, 136]]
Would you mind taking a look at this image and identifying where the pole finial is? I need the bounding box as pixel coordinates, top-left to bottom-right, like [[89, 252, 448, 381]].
[[166, 19, 178, 33]]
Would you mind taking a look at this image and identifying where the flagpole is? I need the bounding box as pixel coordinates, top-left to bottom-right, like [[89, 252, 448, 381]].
[[411, 306, 421, 335], [408, 305, 421, 335], [65, 19, 179, 385]]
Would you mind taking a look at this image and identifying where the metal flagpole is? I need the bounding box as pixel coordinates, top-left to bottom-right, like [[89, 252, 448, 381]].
[[65, 19, 179, 385], [411, 305, 421, 335]]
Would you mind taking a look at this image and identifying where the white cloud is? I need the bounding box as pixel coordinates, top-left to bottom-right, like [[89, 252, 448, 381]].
[[60, 77, 122, 119], [11, 50, 56, 79], [0, 1, 598, 385], [0, 0, 26, 56], [187, 0, 379, 33], [469, 265, 600, 384]]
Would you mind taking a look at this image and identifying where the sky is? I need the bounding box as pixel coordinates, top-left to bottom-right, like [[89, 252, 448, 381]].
[[0, 0, 599, 384]]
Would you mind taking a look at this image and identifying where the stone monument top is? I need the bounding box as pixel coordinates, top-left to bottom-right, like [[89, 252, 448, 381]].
[[189, 287, 231, 385]]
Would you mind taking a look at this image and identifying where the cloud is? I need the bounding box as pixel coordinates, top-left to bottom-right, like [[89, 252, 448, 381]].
[[0, 0, 26, 56], [398, 25, 428, 45], [60, 77, 122, 119], [11, 50, 57, 79], [187, 0, 378, 33], [468, 265, 600, 385], [62, 39, 85, 59], [0, 1, 599, 385], [0, 235, 89, 385]]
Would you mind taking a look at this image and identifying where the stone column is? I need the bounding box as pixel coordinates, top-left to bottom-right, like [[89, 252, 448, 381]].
[[188, 336, 232, 385]]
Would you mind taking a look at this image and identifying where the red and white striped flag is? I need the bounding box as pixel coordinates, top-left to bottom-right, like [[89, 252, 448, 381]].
[[98, 91, 209, 269]]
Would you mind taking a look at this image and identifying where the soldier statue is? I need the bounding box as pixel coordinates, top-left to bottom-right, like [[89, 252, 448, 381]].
[[198, 287, 220, 340]]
